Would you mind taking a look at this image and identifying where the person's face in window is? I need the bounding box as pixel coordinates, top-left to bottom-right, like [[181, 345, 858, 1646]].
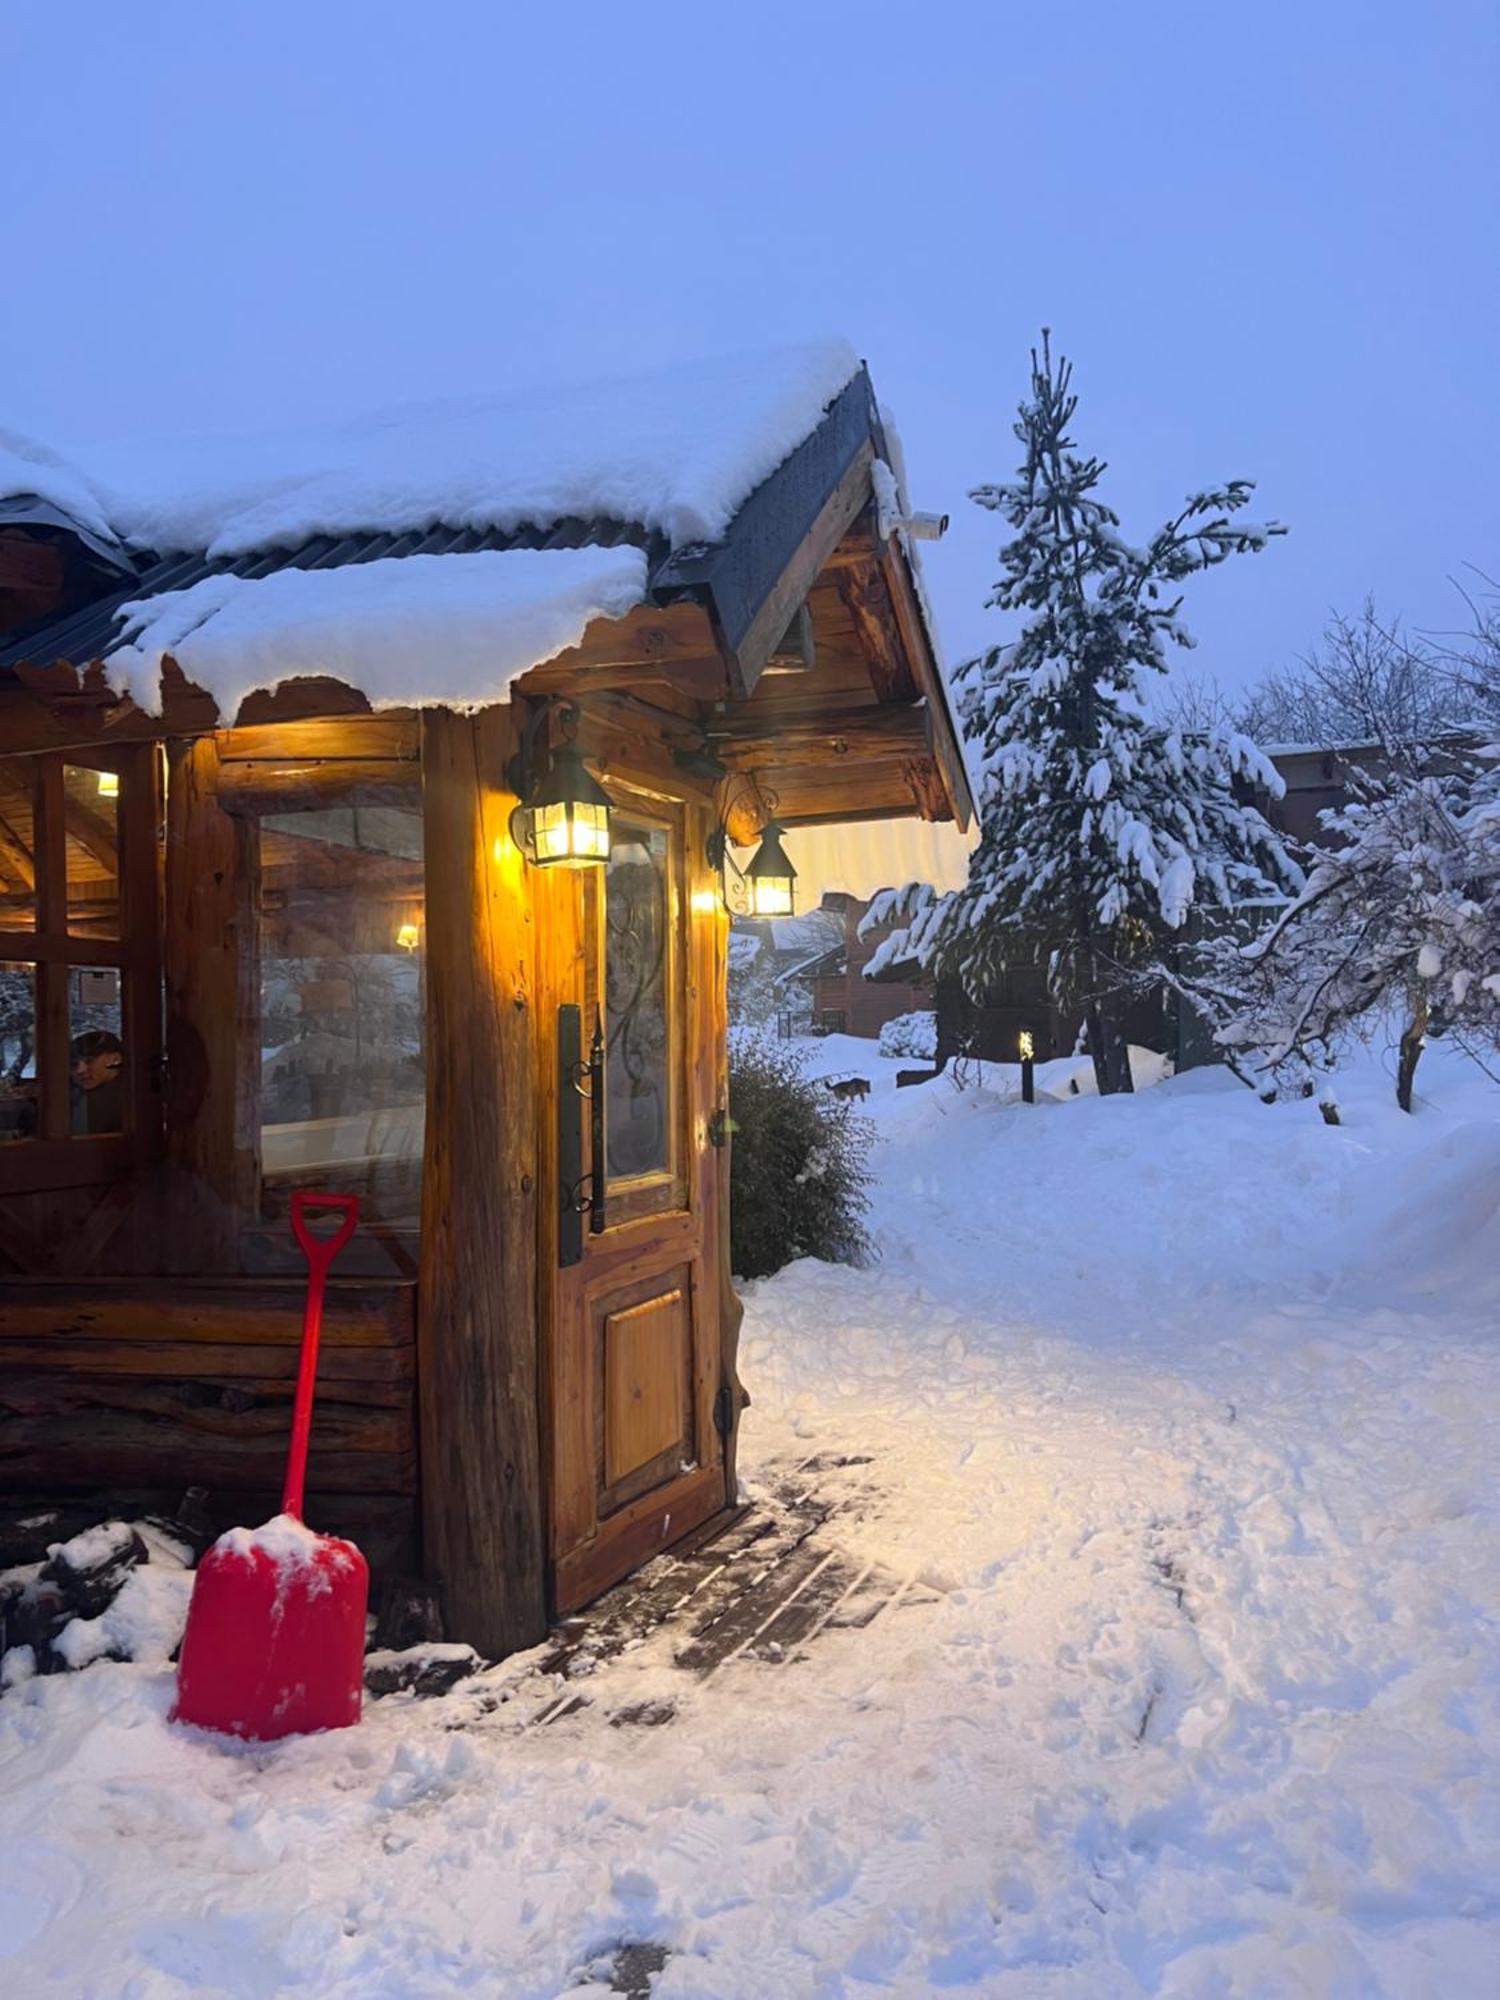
[[71, 1043, 122, 1092]]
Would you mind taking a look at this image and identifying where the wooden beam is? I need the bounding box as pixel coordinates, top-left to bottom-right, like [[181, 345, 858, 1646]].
[[0, 808, 35, 890], [836, 557, 917, 705], [521, 599, 724, 681], [517, 651, 729, 703], [0, 1274, 415, 1343], [417, 706, 546, 1659], [0, 660, 381, 756], [879, 544, 974, 830], [216, 761, 419, 812], [215, 717, 420, 765], [726, 442, 876, 698], [59, 790, 118, 874], [818, 507, 887, 571], [710, 702, 930, 765]]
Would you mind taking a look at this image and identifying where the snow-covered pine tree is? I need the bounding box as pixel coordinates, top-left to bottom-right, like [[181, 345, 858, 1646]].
[[871, 333, 1301, 1094]]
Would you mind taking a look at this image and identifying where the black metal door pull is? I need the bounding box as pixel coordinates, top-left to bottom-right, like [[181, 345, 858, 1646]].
[[558, 1004, 607, 1269]]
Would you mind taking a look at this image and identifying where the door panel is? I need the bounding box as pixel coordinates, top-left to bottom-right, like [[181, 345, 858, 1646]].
[[539, 776, 729, 1614], [601, 1279, 688, 1495]]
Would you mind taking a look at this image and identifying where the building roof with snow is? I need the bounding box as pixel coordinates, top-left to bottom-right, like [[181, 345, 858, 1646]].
[[0, 342, 972, 829]]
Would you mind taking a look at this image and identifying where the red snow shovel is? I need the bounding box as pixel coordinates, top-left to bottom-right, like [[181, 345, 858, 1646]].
[[174, 1192, 369, 1741]]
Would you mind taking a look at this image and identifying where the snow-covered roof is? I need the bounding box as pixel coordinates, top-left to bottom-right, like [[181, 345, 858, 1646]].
[[4, 342, 860, 560], [104, 545, 648, 719], [0, 429, 120, 545]]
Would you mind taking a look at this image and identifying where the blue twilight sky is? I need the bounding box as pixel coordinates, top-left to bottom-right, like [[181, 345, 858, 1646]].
[[6, 2, 1496, 699]]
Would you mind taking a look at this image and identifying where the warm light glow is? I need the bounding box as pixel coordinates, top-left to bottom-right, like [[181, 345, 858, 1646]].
[[749, 874, 795, 918], [1018, 1030, 1035, 1061], [690, 889, 720, 915], [531, 796, 611, 866], [743, 817, 797, 918], [396, 922, 421, 953], [96, 771, 120, 799]]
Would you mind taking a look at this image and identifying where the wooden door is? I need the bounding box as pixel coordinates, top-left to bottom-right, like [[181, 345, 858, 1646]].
[[539, 779, 731, 1614]]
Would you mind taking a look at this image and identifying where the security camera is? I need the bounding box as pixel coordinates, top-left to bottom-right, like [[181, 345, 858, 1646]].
[[897, 511, 948, 541]]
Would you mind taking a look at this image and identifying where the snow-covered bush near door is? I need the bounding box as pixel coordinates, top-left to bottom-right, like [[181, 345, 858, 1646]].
[[727, 1033, 872, 1280]]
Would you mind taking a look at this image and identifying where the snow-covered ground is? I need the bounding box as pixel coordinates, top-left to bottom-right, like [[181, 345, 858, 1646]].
[[4, 1038, 1500, 1996]]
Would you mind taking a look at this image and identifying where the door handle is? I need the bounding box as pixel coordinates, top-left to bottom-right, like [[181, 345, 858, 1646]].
[[558, 1004, 607, 1269], [558, 1004, 584, 1269], [586, 1010, 606, 1237]]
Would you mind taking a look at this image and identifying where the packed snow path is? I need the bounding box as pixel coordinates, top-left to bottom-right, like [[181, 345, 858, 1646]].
[[2, 1044, 1498, 1995]]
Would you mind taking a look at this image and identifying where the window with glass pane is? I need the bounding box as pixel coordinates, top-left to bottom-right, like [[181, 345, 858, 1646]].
[[259, 803, 425, 1229], [0, 763, 37, 930], [63, 764, 120, 937], [69, 965, 124, 1135], [0, 750, 150, 1178], [0, 962, 37, 1142], [604, 821, 673, 1185]]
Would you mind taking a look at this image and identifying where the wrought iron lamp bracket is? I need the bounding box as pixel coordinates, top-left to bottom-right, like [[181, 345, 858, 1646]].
[[706, 778, 781, 916]]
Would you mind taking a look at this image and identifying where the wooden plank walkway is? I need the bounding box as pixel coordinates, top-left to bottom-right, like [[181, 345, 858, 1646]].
[[522, 1455, 941, 1728]]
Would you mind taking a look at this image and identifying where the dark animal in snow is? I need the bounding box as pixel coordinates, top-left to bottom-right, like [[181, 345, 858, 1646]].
[[823, 1075, 870, 1101]]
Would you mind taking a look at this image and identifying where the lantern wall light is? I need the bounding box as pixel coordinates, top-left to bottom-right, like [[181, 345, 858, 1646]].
[[706, 780, 798, 918], [508, 701, 613, 869]]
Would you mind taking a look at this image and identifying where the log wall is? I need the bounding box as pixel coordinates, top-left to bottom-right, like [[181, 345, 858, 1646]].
[[0, 1275, 419, 1574]]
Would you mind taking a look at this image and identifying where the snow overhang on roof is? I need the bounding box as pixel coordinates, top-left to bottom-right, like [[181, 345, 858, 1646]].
[[0, 342, 870, 699], [2, 343, 863, 563], [102, 546, 649, 720]]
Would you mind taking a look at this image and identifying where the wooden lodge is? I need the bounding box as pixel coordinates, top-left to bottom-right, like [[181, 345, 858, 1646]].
[[0, 354, 971, 1657]]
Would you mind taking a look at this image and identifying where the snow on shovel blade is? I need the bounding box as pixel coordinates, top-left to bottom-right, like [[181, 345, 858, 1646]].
[[173, 1514, 368, 1741]]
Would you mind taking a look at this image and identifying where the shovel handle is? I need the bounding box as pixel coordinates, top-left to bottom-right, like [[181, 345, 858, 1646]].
[[283, 1192, 360, 1519], [291, 1191, 361, 1270]]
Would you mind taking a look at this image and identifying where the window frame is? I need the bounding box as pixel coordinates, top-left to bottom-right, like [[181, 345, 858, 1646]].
[[0, 742, 162, 1194], [224, 761, 428, 1275], [583, 787, 690, 1230]]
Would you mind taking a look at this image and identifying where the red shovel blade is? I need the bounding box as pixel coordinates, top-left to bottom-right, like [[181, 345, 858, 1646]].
[[174, 1517, 368, 1741]]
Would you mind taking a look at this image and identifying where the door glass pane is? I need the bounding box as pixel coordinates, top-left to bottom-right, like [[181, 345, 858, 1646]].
[[0, 762, 38, 931], [0, 962, 37, 1142], [605, 821, 672, 1184], [64, 764, 121, 937], [69, 964, 125, 1135], [259, 804, 425, 1227]]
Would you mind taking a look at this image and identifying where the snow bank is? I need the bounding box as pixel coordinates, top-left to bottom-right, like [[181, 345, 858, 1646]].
[[103, 544, 647, 718], [52, 1567, 193, 1672], [4, 1036, 1499, 1995], [40, 341, 859, 558]]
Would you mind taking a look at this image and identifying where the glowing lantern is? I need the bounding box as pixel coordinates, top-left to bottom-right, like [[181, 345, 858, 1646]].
[[513, 742, 612, 869], [744, 820, 797, 917]]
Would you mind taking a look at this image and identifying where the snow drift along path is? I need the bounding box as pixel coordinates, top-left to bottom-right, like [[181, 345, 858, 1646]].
[[3, 1041, 1499, 1996]]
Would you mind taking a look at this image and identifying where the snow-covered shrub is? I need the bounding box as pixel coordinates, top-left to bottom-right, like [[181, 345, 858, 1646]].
[[1173, 690, 1500, 1110], [877, 1010, 938, 1061], [728, 1035, 872, 1281]]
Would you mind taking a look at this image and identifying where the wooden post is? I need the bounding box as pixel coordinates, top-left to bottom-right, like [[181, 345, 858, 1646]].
[[162, 736, 260, 1269], [417, 707, 545, 1658]]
